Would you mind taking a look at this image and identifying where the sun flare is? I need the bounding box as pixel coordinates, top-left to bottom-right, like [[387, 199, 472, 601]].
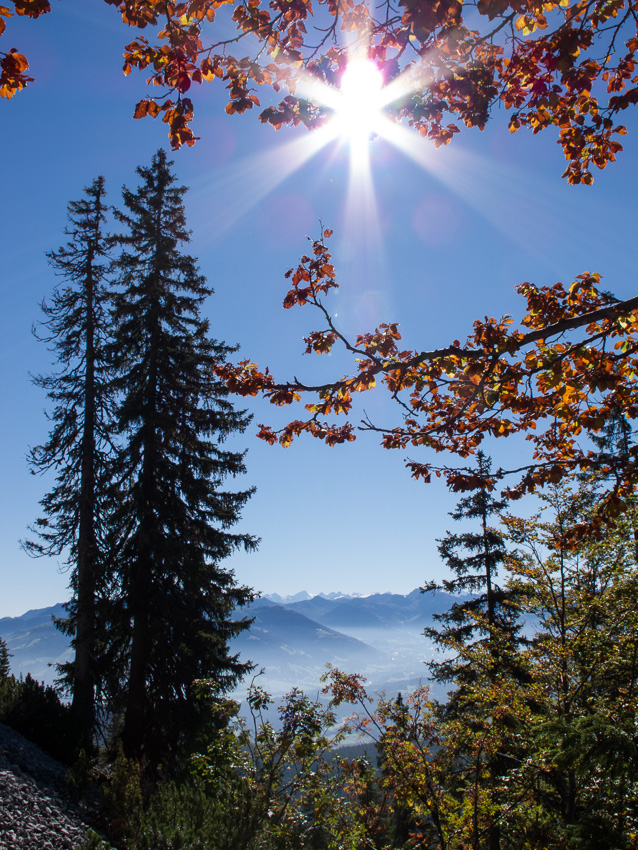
[[332, 59, 385, 153], [205, 54, 440, 255]]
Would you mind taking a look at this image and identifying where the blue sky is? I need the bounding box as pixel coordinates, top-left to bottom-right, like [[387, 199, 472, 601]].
[[1, 0, 637, 616]]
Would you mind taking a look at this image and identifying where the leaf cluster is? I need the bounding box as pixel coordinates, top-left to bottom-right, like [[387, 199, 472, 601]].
[[3, 0, 638, 178], [221, 235, 638, 537]]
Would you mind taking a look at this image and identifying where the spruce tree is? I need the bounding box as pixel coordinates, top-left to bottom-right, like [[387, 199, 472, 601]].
[[423, 451, 525, 850], [424, 452, 522, 702], [25, 177, 114, 752], [110, 149, 257, 764], [0, 637, 10, 679]]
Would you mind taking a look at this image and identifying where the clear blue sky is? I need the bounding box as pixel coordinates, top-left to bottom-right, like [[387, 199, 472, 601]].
[[1, 0, 637, 616]]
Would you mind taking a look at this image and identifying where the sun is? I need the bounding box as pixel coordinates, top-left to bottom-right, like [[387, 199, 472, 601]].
[[331, 59, 385, 154], [295, 56, 391, 168], [206, 53, 439, 238]]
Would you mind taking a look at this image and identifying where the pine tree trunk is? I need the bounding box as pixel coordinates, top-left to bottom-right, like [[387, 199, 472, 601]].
[[71, 247, 97, 753], [122, 495, 155, 758], [122, 585, 151, 758], [122, 346, 158, 759]]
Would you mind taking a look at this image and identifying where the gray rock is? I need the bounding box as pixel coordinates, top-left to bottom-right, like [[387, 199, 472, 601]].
[[0, 724, 96, 850]]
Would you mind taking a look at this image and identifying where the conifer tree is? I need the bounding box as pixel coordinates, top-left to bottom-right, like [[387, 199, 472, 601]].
[[109, 150, 257, 763], [0, 637, 10, 679], [423, 451, 525, 850], [26, 177, 113, 752], [424, 452, 522, 702]]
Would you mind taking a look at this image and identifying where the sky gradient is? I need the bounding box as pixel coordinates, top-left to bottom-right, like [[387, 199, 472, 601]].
[[2, 0, 637, 616]]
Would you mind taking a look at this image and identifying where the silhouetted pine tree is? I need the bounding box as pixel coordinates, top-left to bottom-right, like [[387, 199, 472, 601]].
[[109, 150, 257, 764], [25, 177, 114, 752]]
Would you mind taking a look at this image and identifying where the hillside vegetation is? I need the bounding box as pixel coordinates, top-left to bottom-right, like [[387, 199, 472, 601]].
[[2, 476, 638, 849]]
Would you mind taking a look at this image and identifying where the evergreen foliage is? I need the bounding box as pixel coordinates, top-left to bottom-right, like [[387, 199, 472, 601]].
[[504, 487, 638, 848], [0, 636, 11, 678], [0, 673, 75, 762], [25, 176, 114, 752], [424, 451, 524, 704], [25, 156, 257, 763], [423, 452, 527, 850], [126, 781, 234, 850], [108, 150, 257, 763]]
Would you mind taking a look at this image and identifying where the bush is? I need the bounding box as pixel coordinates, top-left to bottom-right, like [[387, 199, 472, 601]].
[[74, 829, 114, 850], [126, 780, 237, 850], [0, 673, 76, 762], [94, 746, 269, 850], [100, 684, 348, 850], [88, 677, 444, 850]]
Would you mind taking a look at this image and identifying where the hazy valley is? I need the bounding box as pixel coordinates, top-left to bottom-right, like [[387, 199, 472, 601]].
[[0, 589, 455, 703]]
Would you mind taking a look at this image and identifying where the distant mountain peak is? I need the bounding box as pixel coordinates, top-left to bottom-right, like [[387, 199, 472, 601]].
[[318, 591, 364, 600], [264, 591, 312, 604], [264, 591, 366, 604]]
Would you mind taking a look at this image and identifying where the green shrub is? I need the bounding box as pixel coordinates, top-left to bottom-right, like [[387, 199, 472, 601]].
[[98, 683, 345, 850], [0, 673, 76, 762], [126, 780, 234, 850], [97, 744, 146, 843], [96, 747, 269, 850], [74, 829, 114, 850]]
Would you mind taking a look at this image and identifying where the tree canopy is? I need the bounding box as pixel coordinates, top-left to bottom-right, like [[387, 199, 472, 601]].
[[2, 0, 637, 182]]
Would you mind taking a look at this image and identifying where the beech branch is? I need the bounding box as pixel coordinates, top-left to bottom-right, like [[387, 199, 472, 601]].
[[268, 293, 638, 396]]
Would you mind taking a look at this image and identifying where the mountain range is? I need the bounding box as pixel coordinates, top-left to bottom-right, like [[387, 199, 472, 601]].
[[0, 590, 457, 701], [0, 603, 72, 685]]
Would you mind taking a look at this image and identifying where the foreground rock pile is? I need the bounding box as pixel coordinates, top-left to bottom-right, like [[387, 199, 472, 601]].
[[0, 723, 92, 850]]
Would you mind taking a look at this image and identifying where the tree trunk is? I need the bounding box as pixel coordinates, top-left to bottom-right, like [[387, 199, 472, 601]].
[[71, 245, 97, 753]]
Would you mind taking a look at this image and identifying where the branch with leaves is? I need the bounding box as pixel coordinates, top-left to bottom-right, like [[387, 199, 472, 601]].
[[215, 230, 638, 530], [1, 0, 636, 178]]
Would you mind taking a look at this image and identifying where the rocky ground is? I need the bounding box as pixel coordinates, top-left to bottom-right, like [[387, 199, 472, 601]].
[[0, 723, 96, 850]]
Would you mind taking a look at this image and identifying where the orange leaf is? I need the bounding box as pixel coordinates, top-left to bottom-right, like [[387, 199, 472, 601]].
[[134, 100, 149, 119]]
